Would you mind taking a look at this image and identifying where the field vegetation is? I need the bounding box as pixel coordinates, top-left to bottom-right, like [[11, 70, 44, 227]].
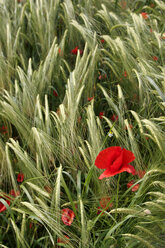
[[0, 0, 165, 247]]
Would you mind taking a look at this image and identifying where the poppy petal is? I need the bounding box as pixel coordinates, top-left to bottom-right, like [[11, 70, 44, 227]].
[[98, 168, 119, 179], [98, 164, 135, 179], [122, 148, 135, 166], [57, 235, 70, 244], [95, 147, 122, 169], [135, 170, 146, 178], [0, 199, 10, 213], [17, 173, 24, 182], [127, 180, 134, 188], [132, 184, 139, 192], [127, 180, 139, 191], [61, 208, 75, 226], [99, 197, 112, 209], [0, 203, 7, 213], [110, 150, 123, 172], [120, 164, 136, 175]]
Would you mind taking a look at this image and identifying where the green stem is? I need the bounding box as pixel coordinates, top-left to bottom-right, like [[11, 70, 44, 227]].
[[115, 173, 121, 220], [115, 0, 119, 9], [100, 123, 116, 150]]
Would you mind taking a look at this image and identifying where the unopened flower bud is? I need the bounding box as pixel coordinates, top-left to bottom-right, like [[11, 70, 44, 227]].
[[144, 209, 151, 215]]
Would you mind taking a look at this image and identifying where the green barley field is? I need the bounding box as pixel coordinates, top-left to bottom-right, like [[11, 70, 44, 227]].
[[0, 0, 165, 247]]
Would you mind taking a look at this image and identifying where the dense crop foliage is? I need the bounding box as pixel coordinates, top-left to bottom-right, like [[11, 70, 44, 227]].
[[0, 0, 165, 247]]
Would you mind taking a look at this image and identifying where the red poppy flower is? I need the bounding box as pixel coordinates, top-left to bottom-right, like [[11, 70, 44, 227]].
[[29, 222, 33, 229], [99, 112, 104, 119], [0, 126, 8, 134], [0, 196, 11, 213], [135, 170, 146, 178], [87, 96, 94, 101], [150, 3, 155, 8], [71, 47, 83, 55], [141, 12, 148, 20], [97, 206, 103, 215], [77, 116, 82, 123], [1, 126, 6, 131], [9, 190, 20, 197], [98, 73, 107, 80], [44, 185, 52, 194], [98, 74, 102, 80], [1, 126, 7, 131], [17, 173, 24, 183], [97, 196, 113, 215], [100, 196, 113, 209], [57, 235, 70, 244], [95, 146, 136, 179], [101, 39, 105, 43], [132, 93, 138, 100], [127, 180, 139, 192], [61, 208, 75, 226], [124, 124, 133, 130], [124, 71, 127, 77], [58, 48, 63, 56], [111, 114, 118, 122], [53, 90, 58, 97], [153, 56, 158, 61], [121, 0, 127, 9]]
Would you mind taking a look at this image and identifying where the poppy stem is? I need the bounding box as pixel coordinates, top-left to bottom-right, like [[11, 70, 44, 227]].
[[115, 173, 121, 220]]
